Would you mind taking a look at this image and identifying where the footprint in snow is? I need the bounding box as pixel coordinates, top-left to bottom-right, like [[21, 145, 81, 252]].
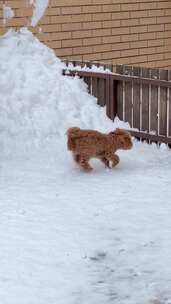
[[89, 251, 107, 262]]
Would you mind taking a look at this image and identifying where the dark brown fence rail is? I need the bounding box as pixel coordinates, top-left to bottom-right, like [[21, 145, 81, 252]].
[[62, 61, 171, 145]]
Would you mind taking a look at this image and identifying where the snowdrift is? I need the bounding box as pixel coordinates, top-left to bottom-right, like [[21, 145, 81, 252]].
[[0, 28, 128, 155]]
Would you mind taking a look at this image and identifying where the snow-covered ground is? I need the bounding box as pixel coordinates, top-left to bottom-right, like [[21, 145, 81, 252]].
[[0, 29, 171, 304]]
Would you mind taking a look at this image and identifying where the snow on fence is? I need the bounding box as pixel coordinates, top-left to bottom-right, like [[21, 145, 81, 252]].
[[63, 61, 171, 145]]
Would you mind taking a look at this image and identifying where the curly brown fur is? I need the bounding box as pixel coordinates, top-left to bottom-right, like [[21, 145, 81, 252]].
[[67, 127, 133, 171]]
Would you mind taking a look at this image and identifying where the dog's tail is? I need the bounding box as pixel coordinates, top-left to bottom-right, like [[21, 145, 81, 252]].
[[67, 127, 81, 150]]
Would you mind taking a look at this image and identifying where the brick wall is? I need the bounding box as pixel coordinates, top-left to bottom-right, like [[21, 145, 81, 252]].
[[1, 0, 171, 68]]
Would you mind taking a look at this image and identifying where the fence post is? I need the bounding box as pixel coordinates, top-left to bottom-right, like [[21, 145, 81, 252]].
[[110, 77, 118, 120], [106, 75, 118, 120], [106, 75, 110, 119]]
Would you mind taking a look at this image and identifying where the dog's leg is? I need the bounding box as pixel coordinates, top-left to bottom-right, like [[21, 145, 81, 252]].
[[72, 153, 80, 163], [78, 155, 92, 171], [105, 153, 120, 168], [100, 157, 110, 168], [97, 152, 110, 168], [110, 154, 120, 167]]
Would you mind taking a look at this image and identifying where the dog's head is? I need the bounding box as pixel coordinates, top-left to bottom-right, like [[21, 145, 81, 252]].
[[109, 128, 133, 150]]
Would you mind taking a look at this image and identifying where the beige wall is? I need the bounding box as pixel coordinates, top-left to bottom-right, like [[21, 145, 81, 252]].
[[1, 0, 171, 68]]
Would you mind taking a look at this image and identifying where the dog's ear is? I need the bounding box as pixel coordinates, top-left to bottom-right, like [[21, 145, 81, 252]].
[[109, 128, 122, 136], [114, 128, 128, 136]]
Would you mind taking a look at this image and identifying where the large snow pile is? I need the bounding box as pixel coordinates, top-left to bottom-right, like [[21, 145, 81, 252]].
[[0, 28, 125, 155]]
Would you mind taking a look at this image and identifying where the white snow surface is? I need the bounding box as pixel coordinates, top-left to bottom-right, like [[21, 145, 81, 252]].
[[0, 28, 171, 304], [30, 0, 49, 27]]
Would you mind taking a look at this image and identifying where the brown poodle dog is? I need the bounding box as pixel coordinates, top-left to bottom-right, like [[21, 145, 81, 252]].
[[67, 127, 133, 171]]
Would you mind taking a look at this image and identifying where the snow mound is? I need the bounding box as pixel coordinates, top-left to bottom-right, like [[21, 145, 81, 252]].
[[0, 28, 128, 155]]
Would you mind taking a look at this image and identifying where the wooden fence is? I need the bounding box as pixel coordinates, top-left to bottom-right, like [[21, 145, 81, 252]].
[[63, 61, 171, 145]]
